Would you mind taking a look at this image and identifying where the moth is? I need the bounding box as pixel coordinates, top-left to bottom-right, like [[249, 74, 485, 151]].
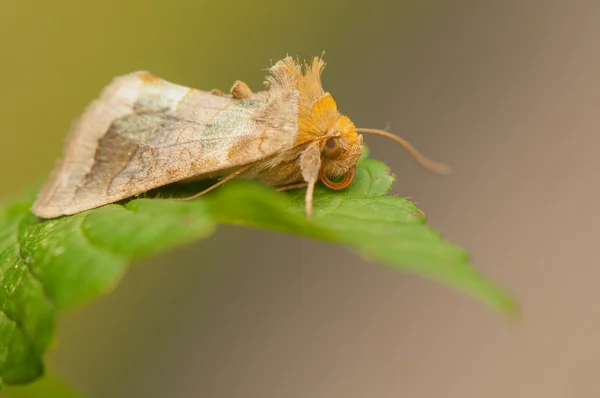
[[32, 56, 449, 220]]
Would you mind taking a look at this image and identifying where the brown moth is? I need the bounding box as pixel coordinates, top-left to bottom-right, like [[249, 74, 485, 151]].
[[32, 56, 449, 220]]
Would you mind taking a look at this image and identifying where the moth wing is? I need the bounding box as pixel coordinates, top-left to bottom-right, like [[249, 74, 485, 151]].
[[32, 71, 296, 218]]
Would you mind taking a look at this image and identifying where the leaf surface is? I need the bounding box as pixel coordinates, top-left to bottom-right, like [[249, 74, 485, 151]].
[[0, 152, 515, 386]]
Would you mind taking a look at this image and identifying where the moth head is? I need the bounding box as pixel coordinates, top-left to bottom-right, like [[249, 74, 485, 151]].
[[296, 90, 364, 190], [318, 115, 364, 190], [294, 56, 450, 192], [300, 94, 452, 191]]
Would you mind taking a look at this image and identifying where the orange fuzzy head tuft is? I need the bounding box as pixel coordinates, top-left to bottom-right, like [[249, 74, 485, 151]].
[[295, 57, 364, 187], [266, 56, 449, 196]]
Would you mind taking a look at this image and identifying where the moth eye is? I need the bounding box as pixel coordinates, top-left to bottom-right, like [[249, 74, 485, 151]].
[[323, 138, 343, 159]]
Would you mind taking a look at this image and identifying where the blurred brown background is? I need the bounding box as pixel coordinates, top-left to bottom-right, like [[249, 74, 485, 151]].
[[2, 0, 599, 397]]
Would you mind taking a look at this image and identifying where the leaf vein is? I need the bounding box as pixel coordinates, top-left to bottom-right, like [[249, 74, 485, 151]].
[[16, 219, 54, 311]]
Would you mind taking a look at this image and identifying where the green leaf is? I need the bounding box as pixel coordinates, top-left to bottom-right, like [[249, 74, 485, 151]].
[[0, 151, 516, 387]]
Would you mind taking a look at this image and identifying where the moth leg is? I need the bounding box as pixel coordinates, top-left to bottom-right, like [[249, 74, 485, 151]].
[[173, 163, 254, 201], [210, 88, 228, 97], [276, 182, 309, 192], [230, 80, 253, 99], [299, 142, 322, 220]]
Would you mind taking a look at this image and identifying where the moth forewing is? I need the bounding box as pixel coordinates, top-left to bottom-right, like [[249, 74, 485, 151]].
[[32, 73, 146, 218], [32, 66, 301, 218]]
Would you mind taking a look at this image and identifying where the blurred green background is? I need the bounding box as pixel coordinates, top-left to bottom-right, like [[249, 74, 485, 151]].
[[3, 1, 600, 397]]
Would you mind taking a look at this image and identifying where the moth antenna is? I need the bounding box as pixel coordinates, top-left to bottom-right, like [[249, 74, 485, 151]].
[[174, 163, 255, 201], [355, 128, 451, 175]]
